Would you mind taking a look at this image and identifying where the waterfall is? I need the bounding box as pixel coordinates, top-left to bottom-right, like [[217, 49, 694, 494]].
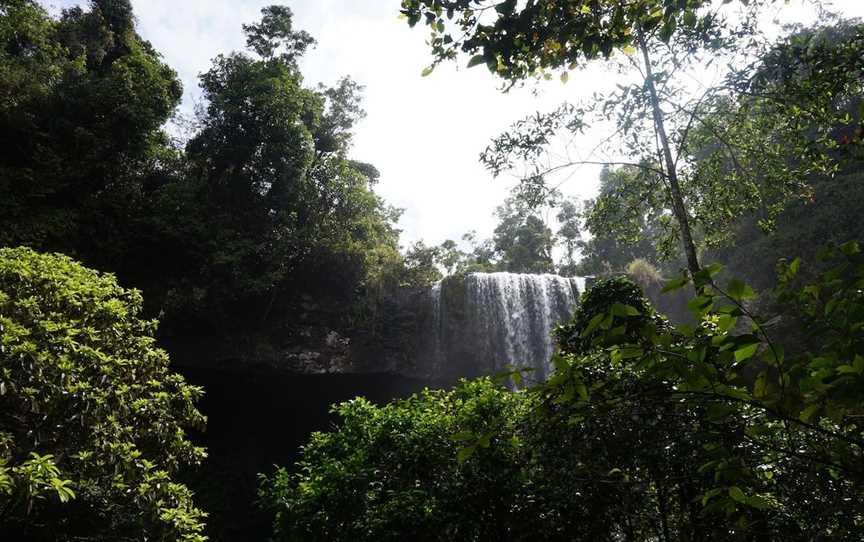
[[429, 282, 443, 375], [426, 272, 585, 384]]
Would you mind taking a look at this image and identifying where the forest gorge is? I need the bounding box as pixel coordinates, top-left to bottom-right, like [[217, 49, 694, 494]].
[[2, 0, 864, 540]]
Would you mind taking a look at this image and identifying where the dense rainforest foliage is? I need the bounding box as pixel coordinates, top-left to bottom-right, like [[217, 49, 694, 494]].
[[3, 0, 864, 539]]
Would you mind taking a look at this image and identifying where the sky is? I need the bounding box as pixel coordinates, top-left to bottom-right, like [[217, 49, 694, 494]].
[[42, 0, 864, 248]]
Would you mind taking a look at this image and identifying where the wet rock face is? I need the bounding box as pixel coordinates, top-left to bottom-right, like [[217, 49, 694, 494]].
[[281, 330, 352, 373], [164, 325, 357, 375]]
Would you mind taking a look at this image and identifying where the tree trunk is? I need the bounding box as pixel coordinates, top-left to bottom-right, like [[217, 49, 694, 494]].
[[637, 33, 702, 278]]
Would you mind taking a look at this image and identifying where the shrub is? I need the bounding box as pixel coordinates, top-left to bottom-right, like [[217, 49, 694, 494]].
[[259, 379, 543, 542], [554, 276, 660, 356], [0, 247, 207, 541]]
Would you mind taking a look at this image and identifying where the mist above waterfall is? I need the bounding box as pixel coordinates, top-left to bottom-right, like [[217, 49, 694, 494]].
[[422, 273, 586, 384]]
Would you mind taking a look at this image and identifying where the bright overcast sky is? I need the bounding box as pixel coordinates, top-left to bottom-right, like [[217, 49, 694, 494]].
[[42, 0, 864, 248]]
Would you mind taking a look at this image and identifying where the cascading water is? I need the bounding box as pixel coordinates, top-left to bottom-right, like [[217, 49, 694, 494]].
[[424, 273, 586, 384]]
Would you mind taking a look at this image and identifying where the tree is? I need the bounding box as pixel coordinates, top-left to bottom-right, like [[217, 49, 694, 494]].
[[702, 19, 864, 289], [400, 1, 862, 281], [554, 197, 582, 276], [577, 166, 669, 275], [0, 247, 206, 541], [0, 0, 182, 270], [261, 248, 864, 539], [241, 4, 314, 61], [458, 231, 499, 273], [143, 6, 402, 332], [399, 0, 729, 275], [1, 2, 407, 338], [493, 196, 555, 274], [400, 241, 445, 288], [543, 248, 864, 539]]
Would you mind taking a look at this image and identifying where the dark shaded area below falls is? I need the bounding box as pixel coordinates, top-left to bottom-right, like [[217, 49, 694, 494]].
[[177, 366, 432, 541]]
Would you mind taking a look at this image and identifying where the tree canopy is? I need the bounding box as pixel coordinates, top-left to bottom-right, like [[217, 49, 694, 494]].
[[0, 0, 182, 269]]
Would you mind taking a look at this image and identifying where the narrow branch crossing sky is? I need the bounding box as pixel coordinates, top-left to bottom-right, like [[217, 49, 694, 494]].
[[44, 0, 864, 247]]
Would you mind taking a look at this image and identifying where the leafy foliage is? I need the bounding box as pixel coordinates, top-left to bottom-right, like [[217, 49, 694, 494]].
[[492, 196, 556, 274], [555, 198, 582, 276], [0, 0, 182, 269], [577, 166, 671, 275], [148, 9, 403, 332], [542, 247, 864, 538], [402, 1, 864, 283], [259, 379, 534, 541], [0, 247, 206, 541], [400, 0, 730, 82], [554, 276, 660, 356], [401, 0, 780, 276]]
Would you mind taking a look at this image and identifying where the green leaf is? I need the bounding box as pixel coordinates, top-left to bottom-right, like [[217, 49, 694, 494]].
[[729, 486, 746, 503], [753, 372, 767, 398], [855, 355, 864, 374], [789, 257, 801, 277], [746, 495, 771, 510], [659, 18, 677, 43], [495, 0, 517, 14], [560, 71, 569, 84], [456, 445, 476, 463], [717, 314, 737, 333], [734, 342, 759, 363], [800, 403, 820, 423], [575, 382, 589, 401], [694, 263, 722, 287], [450, 431, 474, 442], [610, 303, 640, 317], [727, 279, 756, 301], [687, 295, 713, 315], [581, 312, 606, 337], [683, 10, 697, 26], [840, 241, 860, 255], [421, 65, 435, 77], [618, 347, 643, 359], [466, 54, 486, 68], [662, 276, 689, 293]]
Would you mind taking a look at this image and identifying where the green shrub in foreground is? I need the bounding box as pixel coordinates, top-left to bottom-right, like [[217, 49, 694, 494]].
[[0, 247, 207, 541], [259, 379, 547, 542]]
